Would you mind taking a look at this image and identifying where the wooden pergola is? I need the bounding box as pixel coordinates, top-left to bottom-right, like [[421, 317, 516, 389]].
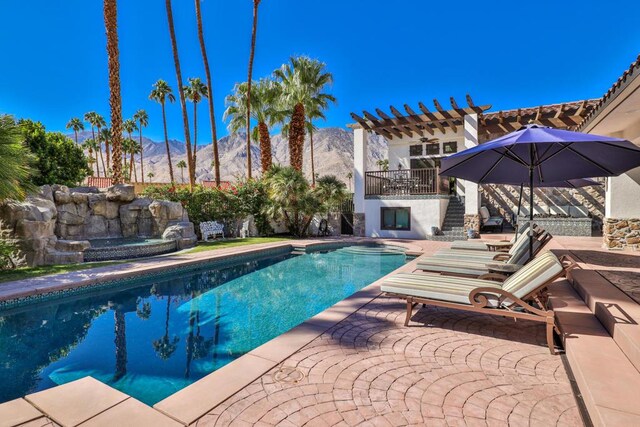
[[350, 95, 491, 140], [350, 96, 599, 140], [480, 100, 599, 135]]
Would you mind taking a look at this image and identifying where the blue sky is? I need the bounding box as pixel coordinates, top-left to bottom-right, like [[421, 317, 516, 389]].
[[0, 0, 639, 142]]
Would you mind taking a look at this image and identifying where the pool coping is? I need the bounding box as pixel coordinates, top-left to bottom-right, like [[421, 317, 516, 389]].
[[0, 237, 428, 426]]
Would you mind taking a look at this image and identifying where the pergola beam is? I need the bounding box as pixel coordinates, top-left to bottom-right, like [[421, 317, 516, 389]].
[[390, 105, 424, 137], [418, 102, 447, 134], [403, 104, 434, 135], [376, 108, 413, 138]]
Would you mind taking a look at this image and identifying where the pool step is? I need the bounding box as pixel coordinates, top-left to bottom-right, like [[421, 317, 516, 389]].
[[337, 247, 406, 256]]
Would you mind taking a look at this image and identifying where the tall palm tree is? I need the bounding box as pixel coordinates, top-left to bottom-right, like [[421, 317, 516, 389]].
[[82, 138, 100, 177], [66, 118, 84, 144], [122, 119, 138, 182], [104, 0, 124, 184], [133, 109, 148, 183], [149, 79, 176, 184], [100, 128, 112, 177], [274, 56, 334, 172], [165, 0, 194, 188], [128, 139, 142, 183], [84, 112, 106, 176], [176, 160, 187, 183], [147, 171, 154, 183], [184, 77, 208, 167], [245, 0, 262, 180], [194, 0, 220, 185], [95, 113, 108, 171]]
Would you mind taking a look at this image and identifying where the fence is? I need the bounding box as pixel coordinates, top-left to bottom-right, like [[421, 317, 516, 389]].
[[365, 168, 445, 196]]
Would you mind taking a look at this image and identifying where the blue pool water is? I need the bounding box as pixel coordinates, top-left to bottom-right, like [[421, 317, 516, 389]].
[[0, 245, 406, 405]]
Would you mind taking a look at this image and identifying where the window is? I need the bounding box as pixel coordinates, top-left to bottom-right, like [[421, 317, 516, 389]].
[[410, 158, 434, 169], [381, 207, 411, 230], [409, 144, 423, 156], [425, 143, 440, 155], [443, 141, 458, 154]]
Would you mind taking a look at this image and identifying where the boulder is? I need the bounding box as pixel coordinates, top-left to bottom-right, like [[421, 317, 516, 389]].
[[55, 240, 91, 252], [86, 215, 108, 238], [69, 186, 100, 194], [54, 191, 72, 204], [71, 192, 90, 204], [149, 200, 189, 235], [162, 222, 197, 250], [106, 184, 135, 202]]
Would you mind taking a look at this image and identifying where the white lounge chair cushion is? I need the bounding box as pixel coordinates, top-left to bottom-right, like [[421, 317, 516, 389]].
[[502, 252, 563, 298]]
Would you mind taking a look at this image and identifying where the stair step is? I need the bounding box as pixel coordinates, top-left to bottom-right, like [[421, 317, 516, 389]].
[[549, 280, 640, 426]]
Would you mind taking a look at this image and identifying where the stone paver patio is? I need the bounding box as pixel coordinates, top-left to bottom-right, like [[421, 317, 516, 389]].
[[195, 297, 581, 427]]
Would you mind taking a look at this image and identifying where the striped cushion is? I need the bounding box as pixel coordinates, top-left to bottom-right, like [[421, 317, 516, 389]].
[[437, 224, 532, 258], [381, 274, 502, 306], [502, 252, 563, 298], [449, 223, 530, 251], [416, 257, 497, 276]]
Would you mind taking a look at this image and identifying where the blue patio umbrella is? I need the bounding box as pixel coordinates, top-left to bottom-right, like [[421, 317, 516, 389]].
[[440, 124, 640, 256]]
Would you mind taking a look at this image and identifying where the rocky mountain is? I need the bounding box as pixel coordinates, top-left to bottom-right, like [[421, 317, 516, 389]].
[[71, 127, 388, 184]]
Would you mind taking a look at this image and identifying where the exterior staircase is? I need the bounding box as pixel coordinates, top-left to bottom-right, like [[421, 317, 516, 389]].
[[427, 197, 467, 241]]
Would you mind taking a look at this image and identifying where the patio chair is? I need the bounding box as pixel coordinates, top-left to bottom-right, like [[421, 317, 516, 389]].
[[431, 226, 541, 262], [381, 252, 578, 353], [480, 206, 504, 232], [449, 223, 542, 252], [415, 232, 552, 277], [450, 222, 534, 251]]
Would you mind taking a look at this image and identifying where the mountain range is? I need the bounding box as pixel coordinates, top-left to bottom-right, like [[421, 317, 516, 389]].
[[70, 127, 389, 184]]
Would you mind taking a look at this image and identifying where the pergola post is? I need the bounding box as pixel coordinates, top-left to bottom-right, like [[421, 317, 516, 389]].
[[353, 127, 368, 236], [462, 113, 481, 234]]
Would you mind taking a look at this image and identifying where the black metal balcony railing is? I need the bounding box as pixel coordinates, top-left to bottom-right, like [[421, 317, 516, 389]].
[[365, 168, 448, 196]]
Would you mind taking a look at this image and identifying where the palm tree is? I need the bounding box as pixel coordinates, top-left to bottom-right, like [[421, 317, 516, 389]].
[[149, 79, 176, 184], [165, 0, 194, 188], [82, 138, 100, 177], [84, 112, 106, 176], [147, 171, 154, 183], [133, 109, 148, 183], [176, 160, 187, 183], [122, 119, 138, 182], [100, 128, 112, 177], [104, 0, 124, 184], [128, 139, 142, 183], [245, 0, 262, 180], [306, 92, 335, 185], [252, 79, 281, 173], [274, 56, 334, 172], [184, 77, 208, 167], [0, 115, 34, 200], [66, 118, 84, 144], [223, 82, 249, 169], [194, 0, 220, 185], [315, 175, 348, 214]]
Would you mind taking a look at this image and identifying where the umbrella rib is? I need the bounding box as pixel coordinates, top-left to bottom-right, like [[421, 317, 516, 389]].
[[439, 149, 487, 176], [537, 142, 575, 164], [501, 146, 529, 166], [479, 151, 510, 182], [563, 144, 614, 175]]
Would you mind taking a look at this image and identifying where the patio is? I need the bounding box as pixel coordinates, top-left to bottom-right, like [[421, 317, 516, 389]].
[[1, 236, 639, 425]]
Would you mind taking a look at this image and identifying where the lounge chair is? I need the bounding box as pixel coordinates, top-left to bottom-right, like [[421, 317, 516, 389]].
[[450, 222, 535, 251], [480, 206, 504, 232], [430, 227, 544, 263], [416, 232, 552, 277], [381, 252, 578, 353]]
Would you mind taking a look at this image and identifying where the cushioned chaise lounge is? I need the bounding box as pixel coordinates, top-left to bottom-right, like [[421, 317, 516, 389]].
[[381, 252, 577, 353], [449, 223, 535, 251], [416, 232, 552, 277], [430, 228, 546, 264]]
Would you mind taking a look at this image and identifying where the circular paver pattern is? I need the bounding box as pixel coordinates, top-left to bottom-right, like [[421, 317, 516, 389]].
[[195, 297, 582, 426]]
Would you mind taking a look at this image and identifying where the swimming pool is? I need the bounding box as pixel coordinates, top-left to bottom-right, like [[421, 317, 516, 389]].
[[0, 245, 406, 405]]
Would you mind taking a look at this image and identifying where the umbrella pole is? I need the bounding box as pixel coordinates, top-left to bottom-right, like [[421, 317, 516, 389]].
[[529, 146, 534, 260]]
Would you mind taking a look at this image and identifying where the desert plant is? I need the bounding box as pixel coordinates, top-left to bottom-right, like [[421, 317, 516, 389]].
[[133, 109, 148, 183]]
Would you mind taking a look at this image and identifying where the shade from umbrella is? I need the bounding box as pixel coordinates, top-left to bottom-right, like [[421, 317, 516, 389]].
[[441, 124, 640, 256]]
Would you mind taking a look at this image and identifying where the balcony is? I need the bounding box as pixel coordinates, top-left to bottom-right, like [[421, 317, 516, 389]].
[[364, 168, 449, 197]]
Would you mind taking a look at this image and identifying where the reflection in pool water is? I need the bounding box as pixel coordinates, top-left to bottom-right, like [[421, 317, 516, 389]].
[[0, 246, 406, 405]]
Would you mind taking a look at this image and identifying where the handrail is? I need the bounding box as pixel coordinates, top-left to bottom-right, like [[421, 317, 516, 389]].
[[364, 168, 446, 196]]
